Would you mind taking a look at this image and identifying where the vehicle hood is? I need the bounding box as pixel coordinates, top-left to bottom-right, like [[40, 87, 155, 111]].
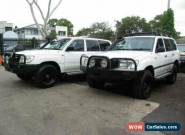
[[92, 51, 152, 61], [16, 49, 61, 56]]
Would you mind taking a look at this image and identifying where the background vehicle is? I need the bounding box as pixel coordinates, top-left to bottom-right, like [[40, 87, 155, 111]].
[[4, 37, 111, 88], [81, 33, 180, 99], [177, 44, 185, 62]]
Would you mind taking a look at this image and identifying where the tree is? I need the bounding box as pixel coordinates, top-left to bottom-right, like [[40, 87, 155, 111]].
[[76, 22, 114, 41], [149, 9, 179, 38], [161, 8, 178, 38], [116, 16, 151, 39], [25, 0, 63, 39], [149, 15, 163, 33], [49, 30, 57, 40], [48, 18, 74, 36], [76, 28, 94, 36]]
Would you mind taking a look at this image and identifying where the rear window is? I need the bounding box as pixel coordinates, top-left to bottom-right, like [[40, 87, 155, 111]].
[[98, 40, 110, 51], [164, 39, 176, 51], [86, 40, 100, 51]]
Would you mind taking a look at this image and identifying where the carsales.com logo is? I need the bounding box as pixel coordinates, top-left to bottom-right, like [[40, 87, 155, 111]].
[[127, 122, 181, 132]]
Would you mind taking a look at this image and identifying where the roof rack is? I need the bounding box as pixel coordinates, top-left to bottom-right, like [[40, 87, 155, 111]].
[[125, 32, 162, 37]]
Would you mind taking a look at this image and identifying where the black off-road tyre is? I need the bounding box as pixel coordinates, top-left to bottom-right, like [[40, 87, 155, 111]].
[[166, 65, 177, 84], [17, 73, 32, 81], [132, 70, 154, 99], [87, 77, 105, 89], [34, 64, 58, 88]]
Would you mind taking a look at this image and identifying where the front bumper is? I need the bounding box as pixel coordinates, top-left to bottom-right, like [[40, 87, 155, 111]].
[[87, 69, 144, 82], [5, 64, 38, 75], [4, 54, 38, 75]]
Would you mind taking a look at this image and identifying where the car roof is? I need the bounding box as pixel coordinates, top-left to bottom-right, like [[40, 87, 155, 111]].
[[58, 37, 111, 43], [125, 36, 174, 39]]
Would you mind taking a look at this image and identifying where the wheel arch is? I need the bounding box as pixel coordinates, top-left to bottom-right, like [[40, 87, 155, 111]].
[[39, 61, 61, 73], [145, 65, 155, 77], [174, 60, 179, 67]]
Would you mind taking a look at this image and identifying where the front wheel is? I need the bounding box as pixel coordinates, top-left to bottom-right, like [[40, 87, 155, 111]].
[[132, 70, 153, 99], [34, 64, 58, 88], [17, 73, 32, 81], [166, 65, 177, 84], [87, 77, 105, 89]]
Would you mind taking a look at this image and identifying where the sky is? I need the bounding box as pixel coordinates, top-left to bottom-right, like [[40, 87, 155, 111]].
[[0, 0, 185, 35]]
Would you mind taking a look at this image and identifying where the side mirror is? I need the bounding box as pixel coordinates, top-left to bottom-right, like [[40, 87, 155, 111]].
[[66, 46, 75, 51], [156, 47, 165, 53]]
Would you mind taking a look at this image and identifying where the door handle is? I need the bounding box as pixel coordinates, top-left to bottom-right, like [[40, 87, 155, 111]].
[[172, 54, 175, 56], [164, 55, 167, 58]]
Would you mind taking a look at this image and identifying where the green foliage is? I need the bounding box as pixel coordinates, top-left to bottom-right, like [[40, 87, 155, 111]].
[[149, 9, 179, 38], [161, 9, 178, 38], [76, 28, 94, 36], [149, 15, 163, 33], [48, 19, 58, 27], [48, 18, 74, 36], [49, 30, 57, 40], [76, 22, 114, 41], [116, 16, 151, 39]]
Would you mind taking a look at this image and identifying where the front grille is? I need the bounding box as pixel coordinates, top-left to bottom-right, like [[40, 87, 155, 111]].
[[9, 54, 21, 68], [91, 57, 109, 69], [111, 59, 119, 69], [95, 58, 103, 68]]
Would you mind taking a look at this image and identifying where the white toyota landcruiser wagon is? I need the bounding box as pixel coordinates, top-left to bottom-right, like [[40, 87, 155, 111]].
[[81, 33, 180, 99], [4, 37, 111, 88]]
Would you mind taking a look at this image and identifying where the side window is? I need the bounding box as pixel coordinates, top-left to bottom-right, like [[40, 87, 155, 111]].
[[164, 39, 176, 51], [169, 39, 177, 51], [98, 40, 111, 51], [66, 40, 84, 51], [86, 40, 100, 51], [156, 38, 165, 53]]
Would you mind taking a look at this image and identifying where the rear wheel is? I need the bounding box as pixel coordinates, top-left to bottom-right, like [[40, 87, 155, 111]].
[[132, 70, 153, 99], [87, 77, 105, 89], [166, 65, 177, 84], [34, 64, 58, 88]]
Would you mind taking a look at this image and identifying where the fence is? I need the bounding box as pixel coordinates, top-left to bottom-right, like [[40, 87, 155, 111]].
[[0, 36, 46, 55]]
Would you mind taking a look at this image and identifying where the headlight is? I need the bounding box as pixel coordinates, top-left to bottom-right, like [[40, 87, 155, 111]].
[[19, 56, 25, 64], [89, 58, 95, 68], [26, 55, 35, 63], [100, 59, 108, 68], [118, 59, 137, 71]]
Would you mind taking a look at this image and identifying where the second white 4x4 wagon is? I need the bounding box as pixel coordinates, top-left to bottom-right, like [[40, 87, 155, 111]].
[[81, 33, 180, 99], [4, 37, 111, 88]]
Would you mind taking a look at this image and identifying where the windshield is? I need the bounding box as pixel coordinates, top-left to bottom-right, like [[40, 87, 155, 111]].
[[109, 37, 155, 52], [42, 38, 71, 50], [177, 45, 185, 52]]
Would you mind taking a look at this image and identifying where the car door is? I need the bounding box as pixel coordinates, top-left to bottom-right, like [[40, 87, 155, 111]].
[[163, 38, 176, 72], [64, 39, 85, 73], [154, 38, 169, 77]]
